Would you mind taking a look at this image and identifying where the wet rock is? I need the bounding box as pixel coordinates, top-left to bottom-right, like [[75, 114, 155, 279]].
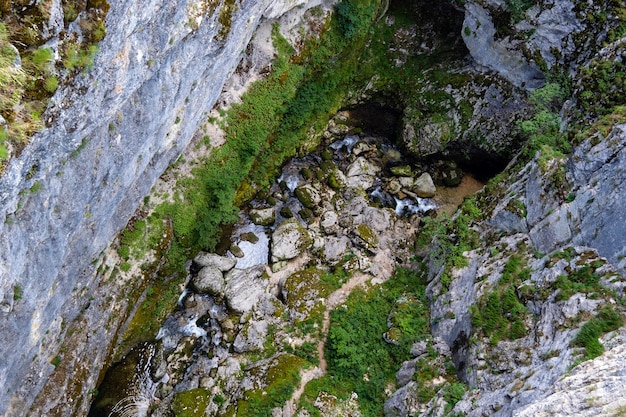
[[280, 205, 294, 218], [190, 267, 225, 298], [223, 265, 268, 314], [230, 243, 245, 258], [250, 207, 276, 226], [413, 173, 436, 198], [387, 178, 403, 195], [166, 337, 198, 387], [241, 232, 259, 243], [299, 207, 314, 222], [353, 141, 374, 156], [193, 252, 237, 272], [328, 169, 346, 190], [384, 148, 403, 164], [294, 184, 321, 209], [271, 219, 311, 263]]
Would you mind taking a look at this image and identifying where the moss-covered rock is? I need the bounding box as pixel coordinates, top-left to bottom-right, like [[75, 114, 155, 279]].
[[250, 207, 276, 226], [295, 184, 321, 209], [355, 223, 378, 252], [171, 388, 211, 417], [390, 165, 413, 177]]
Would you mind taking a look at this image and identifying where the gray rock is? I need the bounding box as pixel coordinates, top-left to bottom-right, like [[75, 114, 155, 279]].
[[462, 2, 545, 89], [384, 381, 420, 417], [413, 173, 436, 198], [190, 267, 225, 297], [320, 211, 339, 235], [271, 219, 311, 263], [250, 207, 276, 226], [353, 141, 374, 156], [527, 0, 585, 68], [223, 265, 268, 314], [193, 252, 237, 272], [323, 236, 351, 263], [396, 359, 418, 387], [515, 344, 626, 416], [441, 161, 463, 187], [230, 243, 245, 258], [345, 156, 381, 189], [0, 0, 313, 412], [233, 319, 268, 353]]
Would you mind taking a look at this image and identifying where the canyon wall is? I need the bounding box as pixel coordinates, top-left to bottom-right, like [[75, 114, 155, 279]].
[[0, 0, 312, 415]]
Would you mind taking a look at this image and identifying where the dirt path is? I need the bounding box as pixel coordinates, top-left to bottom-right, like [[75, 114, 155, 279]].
[[285, 272, 372, 413]]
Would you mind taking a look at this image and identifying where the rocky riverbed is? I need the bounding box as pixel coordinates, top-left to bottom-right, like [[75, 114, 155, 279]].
[[90, 111, 483, 416]]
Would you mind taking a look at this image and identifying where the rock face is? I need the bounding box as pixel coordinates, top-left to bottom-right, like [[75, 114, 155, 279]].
[[0, 0, 310, 415]]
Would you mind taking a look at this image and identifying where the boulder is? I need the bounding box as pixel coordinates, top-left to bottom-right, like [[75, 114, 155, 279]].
[[294, 184, 321, 209], [233, 319, 268, 353], [320, 211, 339, 235], [413, 173, 436, 198], [271, 219, 311, 262], [353, 141, 374, 156], [323, 236, 351, 263], [327, 169, 346, 190], [190, 267, 225, 297], [249, 207, 276, 226], [345, 156, 381, 189], [192, 252, 237, 272], [223, 265, 268, 314]]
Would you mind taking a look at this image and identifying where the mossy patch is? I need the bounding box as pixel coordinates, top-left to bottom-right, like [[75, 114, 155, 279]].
[[237, 354, 307, 417], [355, 223, 378, 251], [172, 388, 211, 417]]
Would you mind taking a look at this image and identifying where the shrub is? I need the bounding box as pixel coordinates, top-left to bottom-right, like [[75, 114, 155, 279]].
[[572, 305, 623, 360]]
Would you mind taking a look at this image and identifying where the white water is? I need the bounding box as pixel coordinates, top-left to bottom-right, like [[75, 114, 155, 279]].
[[330, 134, 360, 153], [394, 196, 438, 216], [230, 222, 270, 269]]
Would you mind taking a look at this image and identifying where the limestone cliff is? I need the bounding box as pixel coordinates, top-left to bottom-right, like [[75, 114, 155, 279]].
[[0, 1, 311, 415]]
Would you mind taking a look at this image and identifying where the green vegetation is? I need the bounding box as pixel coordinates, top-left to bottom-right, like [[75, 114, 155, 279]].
[[518, 82, 571, 163], [0, 1, 108, 164], [13, 284, 22, 301], [471, 255, 531, 344], [172, 388, 211, 417], [298, 268, 432, 416], [572, 305, 623, 360], [576, 56, 626, 121], [505, 0, 534, 24], [235, 354, 306, 417], [417, 196, 481, 290], [51, 355, 62, 368]]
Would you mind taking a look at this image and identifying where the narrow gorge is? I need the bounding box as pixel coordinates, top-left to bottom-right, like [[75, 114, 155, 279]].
[[0, 0, 625, 416]]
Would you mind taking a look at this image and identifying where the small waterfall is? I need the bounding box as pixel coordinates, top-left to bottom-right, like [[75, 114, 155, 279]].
[[394, 196, 438, 216]]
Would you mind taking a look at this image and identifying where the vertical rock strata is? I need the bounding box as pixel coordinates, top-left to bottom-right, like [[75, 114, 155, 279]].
[[0, 0, 308, 415]]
